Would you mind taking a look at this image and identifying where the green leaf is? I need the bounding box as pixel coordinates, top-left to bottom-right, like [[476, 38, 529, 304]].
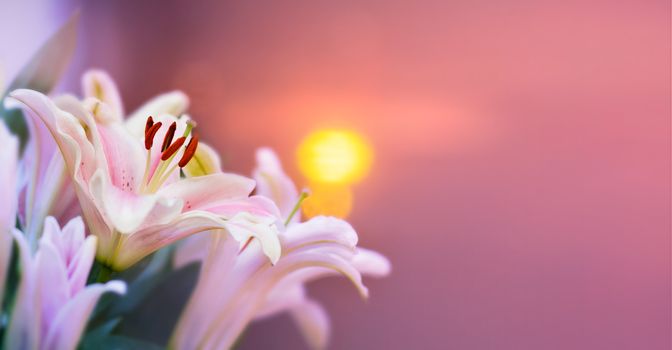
[[103, 247, 175, 319], [85, 247, 201, 347], [80, 318, 122, 343], [0, 10, 79, 147], [113, 262, 201, 346], [87, 249, 173, 324]]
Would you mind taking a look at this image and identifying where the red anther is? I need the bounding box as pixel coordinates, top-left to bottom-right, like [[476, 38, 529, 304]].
[[161, 136, 186, 160], [178, 133, 199, 167], [144, 122, 163, 150], [145, 116, 154, 134], [161, 122, 177, 152]]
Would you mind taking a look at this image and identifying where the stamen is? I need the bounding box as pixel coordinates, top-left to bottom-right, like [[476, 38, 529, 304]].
[[161, 122, 177, 152], [92, 101, 101, 116], [161, 137, 186, 160], [144, 122, 163, 150], [142, 121, 201, 193], [145, 116, 154, 134], [139, 147, 152, 193], [178, 133, 199, 167], [285, 191, 309, 225], [183, 122, 194, 137]]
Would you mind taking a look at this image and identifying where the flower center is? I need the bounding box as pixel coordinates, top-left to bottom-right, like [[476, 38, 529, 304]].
[[140, 116, 199, 193]]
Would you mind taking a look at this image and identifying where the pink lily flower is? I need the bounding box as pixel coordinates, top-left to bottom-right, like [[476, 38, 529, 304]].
[[171, 148, 390, 350], [5, 71, 281, 270], [4, 216, 126, 350]]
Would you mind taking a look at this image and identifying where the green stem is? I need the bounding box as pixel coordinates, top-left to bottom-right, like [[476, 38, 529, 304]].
[[95, 264, 114, 283]]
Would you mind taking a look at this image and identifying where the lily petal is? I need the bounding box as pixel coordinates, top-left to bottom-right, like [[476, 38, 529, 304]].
[[0, 228, 11, 315], [202, 195, 282, 220], [82, 69, 124, 121], [66, 235, 98, 296], [352, 247, 392, 277], [43, 281, 126, 350], [0, 121, 17, 312], [89, 170, 182, 235], [157, 172, 255, 211], [172, 233, 210, 268], [254, 284, 331, 350], [283, 216, 359, 250], [113, 210, 280, 270], [290, 298, 330, 350], [253, 148, 299, 219], [5, 229, 39, 350], [125, 91, 189, 137], [225, 212, 281, 264], [7, 90, 99, 184], [35, 239, 70, 338], [0, 120, 18, 229], [171, 233, 239, 350], [23, 150, 75, 243], [95, 122, 146, 193], [14, 92, 73, 244]]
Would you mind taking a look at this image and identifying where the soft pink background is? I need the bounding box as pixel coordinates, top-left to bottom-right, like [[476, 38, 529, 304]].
[[5, 0, 671, 349]]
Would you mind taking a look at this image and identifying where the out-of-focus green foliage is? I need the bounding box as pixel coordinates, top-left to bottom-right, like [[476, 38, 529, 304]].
[[84, 248, 201, 349]]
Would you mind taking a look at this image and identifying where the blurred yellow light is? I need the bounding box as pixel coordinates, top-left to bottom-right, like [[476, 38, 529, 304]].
[[302, 183, 353, 219], [297, 129, 373, 184]]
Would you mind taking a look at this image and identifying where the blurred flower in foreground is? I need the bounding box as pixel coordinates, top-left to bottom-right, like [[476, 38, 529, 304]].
[[6, 71, 281, 270], [172, 148, 390, 349], [5, 217, 125, 350]]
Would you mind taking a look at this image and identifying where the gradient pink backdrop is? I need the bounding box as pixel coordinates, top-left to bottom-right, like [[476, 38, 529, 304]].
[[2, 0, 670, 349]]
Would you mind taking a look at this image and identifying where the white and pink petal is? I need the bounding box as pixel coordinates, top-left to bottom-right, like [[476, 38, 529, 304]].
[[253, 147, 299, 219], [82, 69, 124, 121], [42, 281, 126, 350]]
